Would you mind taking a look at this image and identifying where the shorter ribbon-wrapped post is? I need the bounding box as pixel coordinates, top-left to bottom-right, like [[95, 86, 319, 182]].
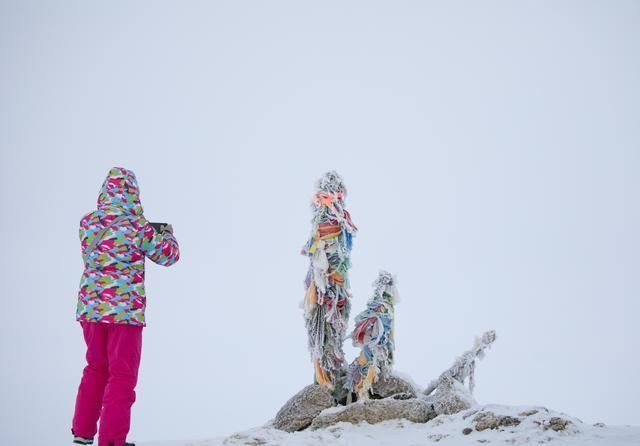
[[345, 271, 399, 401]]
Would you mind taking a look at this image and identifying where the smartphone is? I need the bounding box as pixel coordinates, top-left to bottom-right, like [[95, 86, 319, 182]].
[[150, 222, 169, 232]]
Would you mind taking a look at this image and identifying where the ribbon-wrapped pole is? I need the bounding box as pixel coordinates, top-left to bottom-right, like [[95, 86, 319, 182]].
[[302, 171, 357, 390]]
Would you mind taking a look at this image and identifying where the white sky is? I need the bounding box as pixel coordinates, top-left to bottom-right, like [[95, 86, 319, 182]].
[[1, 1, 639, 445]]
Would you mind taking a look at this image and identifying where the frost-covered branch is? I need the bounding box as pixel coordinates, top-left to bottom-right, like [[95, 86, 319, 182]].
[[423, 330, 497, 396]]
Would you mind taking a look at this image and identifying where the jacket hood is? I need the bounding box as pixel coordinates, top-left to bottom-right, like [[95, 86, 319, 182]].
[[97, 167, 143, 215]]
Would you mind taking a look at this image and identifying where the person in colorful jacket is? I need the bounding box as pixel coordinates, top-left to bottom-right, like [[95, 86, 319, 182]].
[[72, 167, 180, 446]]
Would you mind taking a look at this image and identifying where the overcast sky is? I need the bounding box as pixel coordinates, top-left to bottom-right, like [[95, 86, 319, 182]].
[[1, 1, 639, 445]]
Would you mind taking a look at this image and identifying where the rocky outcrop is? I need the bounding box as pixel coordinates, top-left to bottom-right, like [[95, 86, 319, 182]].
[[423, 378, 477, 415], [473, 411, 521, 431], [273, 331, 497, 432], [546, 416, 571, 432], [273, 385, 335, 432], [310, 398, 436, 429], [371, 375, 417, 399], [226, 404, 605, 446], [273, 371, 479, 431]]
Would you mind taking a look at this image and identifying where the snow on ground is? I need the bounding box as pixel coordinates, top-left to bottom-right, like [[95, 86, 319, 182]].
[[138, 404, 640, 446]]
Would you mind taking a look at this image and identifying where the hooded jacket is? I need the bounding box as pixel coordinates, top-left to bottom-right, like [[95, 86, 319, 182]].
[[76, 167, 180, 326]]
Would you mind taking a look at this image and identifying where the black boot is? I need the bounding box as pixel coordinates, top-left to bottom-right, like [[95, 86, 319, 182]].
[[71, 429, 94, 445]]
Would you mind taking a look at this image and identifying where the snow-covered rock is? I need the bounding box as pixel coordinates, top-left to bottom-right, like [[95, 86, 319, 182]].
[[139, 404, 640, 446], [310, 397, 436, 429], [272, 384, 335, 432], [423, 379, 477, 416], [370, 374, 417, 399]]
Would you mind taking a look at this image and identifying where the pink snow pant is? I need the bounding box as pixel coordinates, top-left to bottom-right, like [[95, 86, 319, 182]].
[[72, 322, 143, 446]]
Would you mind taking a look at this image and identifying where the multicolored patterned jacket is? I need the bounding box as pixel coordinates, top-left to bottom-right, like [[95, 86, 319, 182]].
[[76, 167, 180, 326]]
